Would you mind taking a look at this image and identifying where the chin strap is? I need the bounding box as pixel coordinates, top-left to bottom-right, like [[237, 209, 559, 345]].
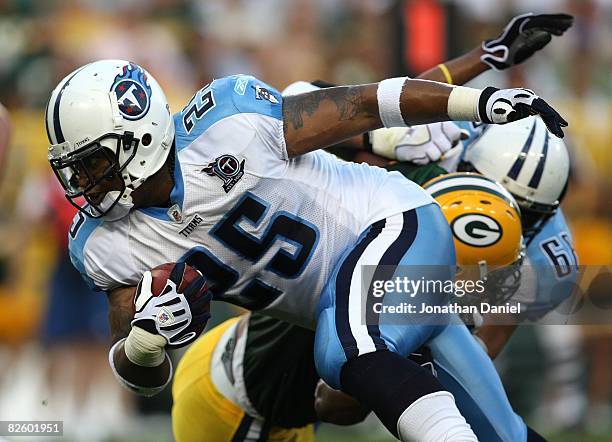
[[108, 91, 124, 130], [119, 185, 135, 205]]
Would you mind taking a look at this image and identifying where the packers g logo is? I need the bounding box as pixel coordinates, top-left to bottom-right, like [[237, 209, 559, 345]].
[[451, 214, 502, 247]]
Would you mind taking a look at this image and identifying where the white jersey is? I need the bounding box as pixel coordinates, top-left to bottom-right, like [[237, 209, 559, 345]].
[[69, 75, 434, 328]]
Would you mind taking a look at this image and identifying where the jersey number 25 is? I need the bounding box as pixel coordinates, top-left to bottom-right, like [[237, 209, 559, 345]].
[[182, 193, 319, 310]]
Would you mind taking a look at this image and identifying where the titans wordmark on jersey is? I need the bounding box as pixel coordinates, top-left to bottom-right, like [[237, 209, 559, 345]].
[[68, 75, 434, 328]]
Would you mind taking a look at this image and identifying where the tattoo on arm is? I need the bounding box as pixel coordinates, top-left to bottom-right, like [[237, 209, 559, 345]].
[[283, 86, 365, 132], [282, 85, 379, 157], [109, 306, 132, 344], [107, 287, 136, 345]]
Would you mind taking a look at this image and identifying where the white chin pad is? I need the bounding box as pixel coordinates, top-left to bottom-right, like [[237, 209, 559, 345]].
[[99, 190, 134, 221]]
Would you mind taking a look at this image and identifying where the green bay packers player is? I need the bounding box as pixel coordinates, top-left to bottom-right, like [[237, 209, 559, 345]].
[[422, 173, 525, 347]]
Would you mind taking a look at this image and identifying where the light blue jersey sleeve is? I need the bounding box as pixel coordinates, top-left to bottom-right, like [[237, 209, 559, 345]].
[[67, 212, 104, 291], [174, 75, 285, 159], [524, 209, 579, 320], [67, 211, 139, 292]]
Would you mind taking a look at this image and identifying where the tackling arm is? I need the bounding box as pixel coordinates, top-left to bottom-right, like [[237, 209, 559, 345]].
[[283, 77, 566, 158], [475, 321, 518, 359]]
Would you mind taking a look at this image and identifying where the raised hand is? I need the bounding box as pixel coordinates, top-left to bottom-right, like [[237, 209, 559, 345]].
[[478, 87, 568, 138], [482, 13, 574, 70]]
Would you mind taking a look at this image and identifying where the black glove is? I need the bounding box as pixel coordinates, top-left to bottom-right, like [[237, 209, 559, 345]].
[[482, 13, 574, 70], [478, 87, 568, 138]]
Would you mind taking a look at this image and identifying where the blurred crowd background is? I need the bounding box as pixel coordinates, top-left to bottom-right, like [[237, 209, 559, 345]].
[[0, 0, 610, 440]]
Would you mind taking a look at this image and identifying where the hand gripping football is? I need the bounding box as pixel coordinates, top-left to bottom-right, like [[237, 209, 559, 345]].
[[132, 262, 212, 349]]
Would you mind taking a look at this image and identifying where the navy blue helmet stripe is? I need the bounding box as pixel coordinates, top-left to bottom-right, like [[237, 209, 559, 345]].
[[365, 209, 418, 351], [52, 65, 88, 144], [44, 99, 53, 144], [527, 130, 550, 189], [335, 220, 385, 360], [506, 119, 537, 180]]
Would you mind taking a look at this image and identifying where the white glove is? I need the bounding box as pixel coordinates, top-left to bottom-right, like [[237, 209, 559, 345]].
[[131, 263, 211, 349], [478, 87, 567, 137], [370, 122, 467, 165]]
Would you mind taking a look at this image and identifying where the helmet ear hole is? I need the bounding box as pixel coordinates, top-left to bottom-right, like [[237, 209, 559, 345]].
[[142, 133, 152, 146]]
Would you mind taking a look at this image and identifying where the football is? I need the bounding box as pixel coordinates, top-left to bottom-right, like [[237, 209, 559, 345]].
[[144, 262, 212, 349], [149, 262, 206, 297]]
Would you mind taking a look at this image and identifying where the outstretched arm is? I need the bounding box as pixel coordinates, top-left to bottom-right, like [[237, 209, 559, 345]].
[[283, 80, 448, 157], [419, 13, 573, 85], [285, 13, 573, 161], [418, 47, 488, 85], [283, 78, 566, 158]]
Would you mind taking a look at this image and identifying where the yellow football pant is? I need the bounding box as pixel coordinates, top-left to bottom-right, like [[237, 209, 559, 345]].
[[172, 317, 315, 442]]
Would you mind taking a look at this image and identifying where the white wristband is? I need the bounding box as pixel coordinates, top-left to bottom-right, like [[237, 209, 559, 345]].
[[377, 77, 409, 128], [124, 325, 167, 367], [447, 86, 482, 122], [108, 338, 173, 397]]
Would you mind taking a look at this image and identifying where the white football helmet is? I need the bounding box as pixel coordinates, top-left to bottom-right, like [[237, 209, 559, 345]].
[[281, 80, 320, 96], [463, 116, 569, 215], [46, 60, 174, 219]]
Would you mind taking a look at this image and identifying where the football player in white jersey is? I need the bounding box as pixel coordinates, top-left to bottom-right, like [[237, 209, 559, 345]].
[[45, 23, 569, 439]]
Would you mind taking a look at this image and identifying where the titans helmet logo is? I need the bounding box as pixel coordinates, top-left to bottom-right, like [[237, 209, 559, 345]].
[[111, 63, 152, 120]]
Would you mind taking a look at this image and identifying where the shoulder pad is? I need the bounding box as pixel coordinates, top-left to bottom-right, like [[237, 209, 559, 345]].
[[174, 75, 283, 150]]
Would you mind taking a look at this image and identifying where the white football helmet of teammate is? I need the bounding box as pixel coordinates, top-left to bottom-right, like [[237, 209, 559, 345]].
[[463, 116, 569, 215], [46, 60, 174, 220]]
